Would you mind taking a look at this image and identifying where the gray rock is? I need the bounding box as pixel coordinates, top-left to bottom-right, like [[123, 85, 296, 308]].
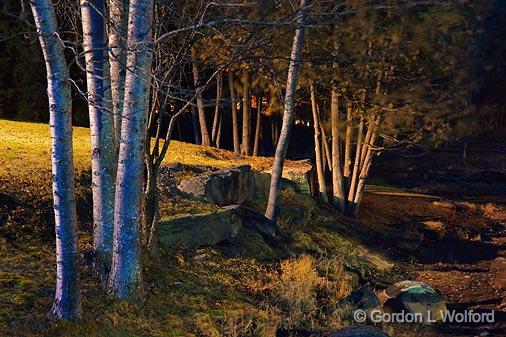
[[178, 165, 250, 206], [337, 284, 382, 321], [330, 325, 389, 337], [380, 280, 447, 322], [247, 171, 271, 201], [158, 205, 243, 247], [259, 159, 315, 196]]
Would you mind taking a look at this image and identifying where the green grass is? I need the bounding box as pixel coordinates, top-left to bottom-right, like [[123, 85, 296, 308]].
[[0, 119, 398, 337]]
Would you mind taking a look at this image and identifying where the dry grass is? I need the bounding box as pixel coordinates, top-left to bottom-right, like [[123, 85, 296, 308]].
[[267, 254, 353, 332]]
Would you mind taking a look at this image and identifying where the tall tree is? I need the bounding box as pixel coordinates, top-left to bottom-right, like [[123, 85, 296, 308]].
[[108, 0, 154, 300], [81, 0, 116, 276], [229, 72, 240, 154], [241, 69, 251, 155], [30, 0, 81, 320], [211, 70, 222, 147], [108, 0, 128, 145], [191, 47, 211, 146], [309, 81, 328, 204], [330, 86, 345, 211], [265, 0, 309, 221]]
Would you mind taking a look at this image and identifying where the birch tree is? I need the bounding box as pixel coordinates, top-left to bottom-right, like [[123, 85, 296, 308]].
[[80, 0, 116, 276], [265, 0, 309, 221], [108, 0, 154, 300], [29, 0, 81, 320], [108, 0, 128, 145]]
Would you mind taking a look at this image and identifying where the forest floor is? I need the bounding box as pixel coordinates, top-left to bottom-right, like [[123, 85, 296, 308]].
[[0, 119, 505, 337]]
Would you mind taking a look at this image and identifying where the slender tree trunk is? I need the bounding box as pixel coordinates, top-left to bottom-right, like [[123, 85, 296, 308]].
[[191, 105, 201, 144], [108, 0, 153, 301], [241, 70, 251, 155], [191, 48, 211, 146], [229, 72, 240, 154], [346, 116, 364, 213], [318, 115, 332, 171], [343, 101, 353, 180], [108, 0, 128, 147], [330, 87, 345, 212], [30, 0, 81, 320], [265, 0, 309, 221], [211, 71, 222, 146], [216, 114, 223, 148], [352, 119, 379, 217], [253, 92, 262, 156], [81, 0, 116, 277], [310, 81, 328, 204]]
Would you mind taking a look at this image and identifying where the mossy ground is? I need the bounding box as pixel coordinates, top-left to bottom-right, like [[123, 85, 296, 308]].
[[1, 119, 503, 336]]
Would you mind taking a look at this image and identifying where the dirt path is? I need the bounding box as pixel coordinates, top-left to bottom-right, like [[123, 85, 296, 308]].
[[414, 202, 506, 336]]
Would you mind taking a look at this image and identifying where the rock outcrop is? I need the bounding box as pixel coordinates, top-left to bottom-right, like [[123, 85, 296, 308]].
[[177, 165, 250, 206], [157, 205, 243, 247]]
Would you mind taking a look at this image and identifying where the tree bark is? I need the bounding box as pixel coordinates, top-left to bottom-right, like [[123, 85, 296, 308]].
[[108, 0, 153, 301], [346, 116, 364, 213], [241, 70, 251, 155], [318, 111, 332, 172], [351, 118, 379, 217], [191, 48, 211, 146], [108, 0, 128, 147], [30, 0, 81, 320], [81, 0, 116, 277], [216, 114, 223, 148], [211, 71, 222, 147], [343, 101, 353, 179], [253, 92, 262, 156], [330, 87, 345, 211], [229, 72, 240, 154], [265, 0, 309, 221], [310, 81, 328, 204]]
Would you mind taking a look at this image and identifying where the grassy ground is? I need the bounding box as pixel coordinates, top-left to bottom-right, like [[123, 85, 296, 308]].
[[1, 119, 504, 336], [0, 119, 394, 336]]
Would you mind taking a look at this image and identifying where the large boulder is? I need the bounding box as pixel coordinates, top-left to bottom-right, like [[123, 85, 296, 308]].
[[178, 165, 250, 206], [330, 325, 389, 337], [157, 205, 243, 247], [379, 280, 447, 322]]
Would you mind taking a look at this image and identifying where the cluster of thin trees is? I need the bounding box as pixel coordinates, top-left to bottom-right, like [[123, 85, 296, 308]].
[[31, 0, 311, 321], [29, 0, 481, 321]]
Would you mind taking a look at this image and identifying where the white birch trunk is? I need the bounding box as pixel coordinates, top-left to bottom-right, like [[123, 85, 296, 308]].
[[108, 0, 128, 146], [108, 0, 154, 300], [265, 0, 309, 221], [346, 117, 364, 211], [81, 0, 116, 276], [331, 87, 345, 211], [309, 81, 328, 203], [30, 0, 81, 320]]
